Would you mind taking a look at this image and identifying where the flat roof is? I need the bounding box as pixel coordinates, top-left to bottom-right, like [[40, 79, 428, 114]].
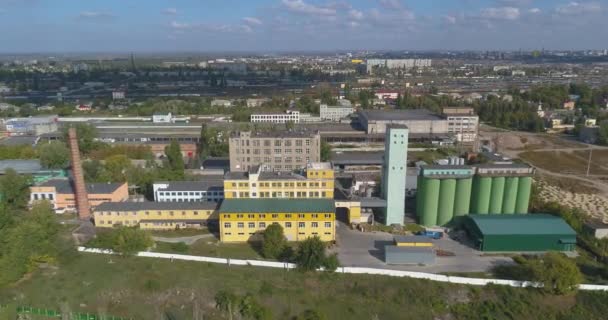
[[307, 162, 332, 170], [360, 109, 443, 121], [94, 201, 219, 212], [219, 199, 335, 214], [39, 179, 124, 195], [468, 214, 576, 236], [224, 171, 307, 181], [231, 130, 319, 139], [394, 235, 434, 243]]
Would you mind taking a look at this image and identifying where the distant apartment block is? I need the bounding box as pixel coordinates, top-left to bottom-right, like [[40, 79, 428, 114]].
[[442, 107, 479, 143], [153, 179, 225, 202], [228, 130, 321, 172], [152, 112, 172, 123], [320, 103, 354, 122], [250, 110, 300, 124], [366, 59, 432, 73]]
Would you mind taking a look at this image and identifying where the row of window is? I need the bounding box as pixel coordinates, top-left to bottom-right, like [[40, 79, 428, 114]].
[[96, 210, 209, 217], [158, 198, 221, 203], [223, 213, 332, 219], [231, 191, 327, 198], [224, 221, 332, 229], [235, 156, 311, 163], [229, 182, 328, 188], [223, 232, 332, 236], [157, 191, 224, 197], [237, 148, 311, 155], [32, 193, 55, 201], [240, 139, 312, 147]]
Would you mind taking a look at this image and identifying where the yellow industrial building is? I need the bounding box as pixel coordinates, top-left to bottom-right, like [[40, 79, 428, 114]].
[[219, 198, 336, 243], [93, 202, 219, 230], [223, 162, 334, 199]]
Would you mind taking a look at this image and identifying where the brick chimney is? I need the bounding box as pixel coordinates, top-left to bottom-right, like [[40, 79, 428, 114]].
[[68, 128, 91, 220]]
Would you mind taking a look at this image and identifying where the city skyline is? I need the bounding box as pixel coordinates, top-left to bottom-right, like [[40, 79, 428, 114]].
[[0, 0, 607, 52]]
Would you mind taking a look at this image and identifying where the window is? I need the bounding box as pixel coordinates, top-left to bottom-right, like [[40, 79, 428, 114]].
[[238, 223, 244, 228], [324, 214, 332, 218], [298, 214, 305, 218], [274, 148, 281, 154], [259, 222, 266, 228], [272, 214, 278, 218], [232, 183, 237, 187], [296, 140, 303, 146], [298, 222, 305, 228], [145, 211, 150, 216], [285, 222, 292, 228], [312, 222, 318, 228], [194, 211, 199, 215], [248, 222, 255, 228], [274, 140, 281, 147], [170, 211, 174, 216], [182, 211, 186, 216], [325, 222, 332, 228], [224, 222, 231, 228]]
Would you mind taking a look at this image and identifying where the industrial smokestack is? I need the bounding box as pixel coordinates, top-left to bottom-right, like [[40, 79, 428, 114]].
[[68, 127, 91, 220]]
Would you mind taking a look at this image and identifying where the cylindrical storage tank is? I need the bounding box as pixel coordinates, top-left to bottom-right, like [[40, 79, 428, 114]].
[[472, 176, 492, 214], [420, 178, 440, 226], [416, 175, 423, 217], [489, 177, 505, 214], [515, 176, 532, 214], [502, 177, 519, 214], [437, 179, 457, 226], [454, 178, 473, 217]]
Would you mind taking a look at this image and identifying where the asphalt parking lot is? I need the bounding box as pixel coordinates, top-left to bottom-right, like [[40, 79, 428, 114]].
[[333, 222, 514, 274]]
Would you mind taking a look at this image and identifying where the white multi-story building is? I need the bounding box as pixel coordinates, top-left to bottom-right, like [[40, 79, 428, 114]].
[[320, 104, 354, 122], [442, 107, 479, 143], [153, 179, 224, 203], [112, 91, 126, 100], [250, 110, 300, 124]]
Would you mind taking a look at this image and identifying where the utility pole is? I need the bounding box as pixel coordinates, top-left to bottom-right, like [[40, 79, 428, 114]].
[[586, 148, 593, 177]]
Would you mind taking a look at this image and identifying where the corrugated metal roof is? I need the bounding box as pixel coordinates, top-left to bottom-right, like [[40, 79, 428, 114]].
[[219, 199, 334, 213], [469, 214, 576, 236]]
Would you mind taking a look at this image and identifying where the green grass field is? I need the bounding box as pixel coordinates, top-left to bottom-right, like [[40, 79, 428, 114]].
[[154, 238, 264, 260], [1, 251, 608, 320]]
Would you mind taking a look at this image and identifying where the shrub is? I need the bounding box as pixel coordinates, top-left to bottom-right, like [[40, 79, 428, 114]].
[[88, 226, 153, 256], [322, 253, 340, 272], [170, 242, 189, 253], [294, 236, 340, 272], [261, 223, 287, 259]]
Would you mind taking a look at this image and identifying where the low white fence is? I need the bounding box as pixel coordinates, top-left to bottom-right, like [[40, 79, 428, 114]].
[[77, 247, 608, 291]]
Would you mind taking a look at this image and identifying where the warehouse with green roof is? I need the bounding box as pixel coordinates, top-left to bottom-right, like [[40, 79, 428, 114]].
[[464, 214, 577, 252]]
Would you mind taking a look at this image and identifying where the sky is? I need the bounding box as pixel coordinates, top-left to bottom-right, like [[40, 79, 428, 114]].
[[0, 0, 607, 52]]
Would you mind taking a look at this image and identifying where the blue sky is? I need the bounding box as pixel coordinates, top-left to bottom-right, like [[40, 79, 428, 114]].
[[0, 0, 607, 52]]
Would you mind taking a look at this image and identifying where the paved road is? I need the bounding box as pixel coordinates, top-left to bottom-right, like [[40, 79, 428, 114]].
[[152, 233, 215, 245], [333, 222, 513, 274]]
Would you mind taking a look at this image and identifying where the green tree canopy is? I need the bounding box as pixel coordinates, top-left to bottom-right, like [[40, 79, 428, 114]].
[[262, 223, 287, 259], [295, 236, 328, 271], [104, 155, 132, 182], [164, 140, 185, 179], [0, 168, 31, 209], [38, 141, 70, 169], [61, 123, 99, 155], [530, 251, 583, 295]]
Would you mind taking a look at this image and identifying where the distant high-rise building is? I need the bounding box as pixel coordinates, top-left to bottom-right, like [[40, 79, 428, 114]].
[[382, 125, 408, 225]]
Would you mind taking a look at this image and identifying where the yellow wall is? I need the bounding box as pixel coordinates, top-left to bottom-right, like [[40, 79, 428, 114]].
[[395, 242, 433, 247], [224, 179, 334, 199], [335, 200, 362, 224], [220, 212, 335, 242], [94, 209, 218, 230]]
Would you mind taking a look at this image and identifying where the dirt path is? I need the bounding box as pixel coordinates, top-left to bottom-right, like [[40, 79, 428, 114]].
[[152, 233, 216, 245]]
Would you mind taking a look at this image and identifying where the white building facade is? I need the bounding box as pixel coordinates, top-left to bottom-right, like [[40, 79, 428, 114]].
[[320, 104, 354, 122], [250, 110, 300, 124], [153, 181, 224, 202]]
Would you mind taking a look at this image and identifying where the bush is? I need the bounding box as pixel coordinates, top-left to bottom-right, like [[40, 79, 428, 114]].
[[530, 251, 583, 295], [295, 236, 340, 272], [322, 253, 340, 272], [295, 309, 327, 320], [88, 226, 153, 256]]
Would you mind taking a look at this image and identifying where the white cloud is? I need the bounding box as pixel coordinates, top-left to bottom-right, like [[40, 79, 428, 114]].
[[480, 7, 520, 20], [378, 0, 402, 10], [78, 11, 114, 20], [529, 8, 541, 14], [169, 20, 253, 34], [243, 17, 263, 25], [443, 15, 457, 25], [170, 21, 192, 30], [281, 0, 336, 16], [348, 9, 363, 20], [163, 8, 178, 16], [556, 2, 602, 15]]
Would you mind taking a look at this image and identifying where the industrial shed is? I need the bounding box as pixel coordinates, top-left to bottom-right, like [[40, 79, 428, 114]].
[[384, 246, 435, 265], [465, 214, 577, 252]]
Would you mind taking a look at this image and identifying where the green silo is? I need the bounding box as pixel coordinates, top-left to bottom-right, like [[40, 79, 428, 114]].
[[437, 179, 457, 226], [502, 177, 519, 214], [416, 174, 423, 217], [454, 178, 473, 216], [489, 177, 505, 214], [515, 176, 532, 214], [472, 176, 492, 214], [420, 178, 441, 226]]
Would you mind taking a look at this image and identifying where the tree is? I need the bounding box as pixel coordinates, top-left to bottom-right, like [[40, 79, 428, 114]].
[[61, 123, 98, 155], [295, 236, 328, 271], [320, 140, 331, 162], [165, 140, 185, 179], [262, 223, 287, 259], [530, 251, 583, 295], [90, 226, 153, 256], [38, 142, 70, 169], [104, 155, 132, 182], [598, 121, 608, 145], [0, 169, 31, 209]]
